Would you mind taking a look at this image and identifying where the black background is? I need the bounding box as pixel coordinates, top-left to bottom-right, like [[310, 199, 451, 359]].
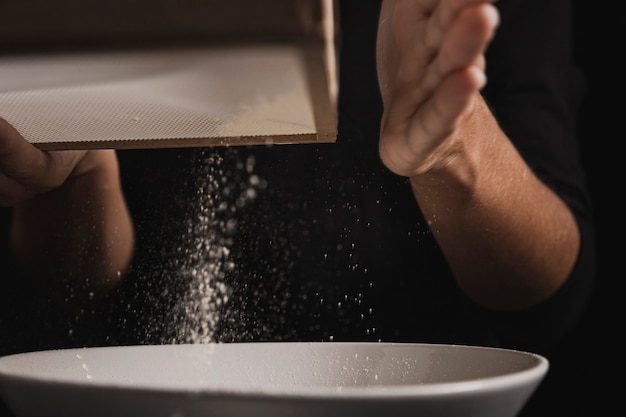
[[0, 1, 621, 416], [519, 1, 622, 415]]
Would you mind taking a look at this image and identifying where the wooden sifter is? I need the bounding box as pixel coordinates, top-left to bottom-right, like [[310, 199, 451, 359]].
[[0, 0, 338, 150]]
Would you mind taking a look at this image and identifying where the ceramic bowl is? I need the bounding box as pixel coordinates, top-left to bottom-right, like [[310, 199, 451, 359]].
[[0, 342, 548, 417]]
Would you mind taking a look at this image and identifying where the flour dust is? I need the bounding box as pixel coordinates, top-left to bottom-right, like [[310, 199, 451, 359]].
[[162, 149, 266, 344]]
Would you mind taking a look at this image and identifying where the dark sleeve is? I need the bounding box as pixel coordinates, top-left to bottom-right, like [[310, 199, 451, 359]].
[[481, 0, 596, 351]]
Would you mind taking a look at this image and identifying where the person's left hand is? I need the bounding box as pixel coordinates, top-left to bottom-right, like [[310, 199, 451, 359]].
[[0, 117, 93, 207], [1, 116, 134, 297], [376, 0, 499, 177]]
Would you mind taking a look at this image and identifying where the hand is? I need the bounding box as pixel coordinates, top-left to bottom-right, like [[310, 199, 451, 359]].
[[0, 117, 94, 207], [376, 1, 581, 311], [376, 0, 499, 177], [1, 117, 134, 299]]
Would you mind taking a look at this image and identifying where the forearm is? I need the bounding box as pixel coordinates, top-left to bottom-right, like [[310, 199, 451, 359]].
[[10, 150, 134, 299], [410, 96, 580, 311]]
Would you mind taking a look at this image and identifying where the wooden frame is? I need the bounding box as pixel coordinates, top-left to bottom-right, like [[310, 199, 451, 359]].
[[0, 0, 338, 150]]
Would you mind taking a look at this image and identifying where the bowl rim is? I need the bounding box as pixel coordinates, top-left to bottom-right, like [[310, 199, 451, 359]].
[[0, 342, 549, 400]]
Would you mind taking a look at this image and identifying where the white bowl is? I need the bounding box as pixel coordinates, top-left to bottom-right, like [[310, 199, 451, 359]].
[[0, 342, 548, 417]]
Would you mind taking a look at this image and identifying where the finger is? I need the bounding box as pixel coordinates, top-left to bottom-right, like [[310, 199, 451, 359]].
[[421, 3, 498, 98], [425, 0, 497, 49], [0, 117, 85, 189], [383, 3, 495, 131], [377, 0, 431, 106], [0, 119, 52, 205], [0, 117, 44, 178], [0, 117, 54, 186], [409, 66, 485, 159]]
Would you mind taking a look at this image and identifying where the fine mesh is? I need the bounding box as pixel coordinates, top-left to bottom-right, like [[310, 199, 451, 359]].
[[0, 45, 323, 149]]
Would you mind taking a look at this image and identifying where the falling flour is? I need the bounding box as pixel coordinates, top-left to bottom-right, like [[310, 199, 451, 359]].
[[119, 146, 382, 346], [162, 149, 266, 344]]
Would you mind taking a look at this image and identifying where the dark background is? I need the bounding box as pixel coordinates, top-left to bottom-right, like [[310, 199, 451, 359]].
[[519, 1, 622, 415], [0, 1, 621, 416]]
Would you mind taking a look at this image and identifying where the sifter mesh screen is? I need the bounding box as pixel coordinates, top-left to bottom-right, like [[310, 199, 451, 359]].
[[0, 45, 332, 150]]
